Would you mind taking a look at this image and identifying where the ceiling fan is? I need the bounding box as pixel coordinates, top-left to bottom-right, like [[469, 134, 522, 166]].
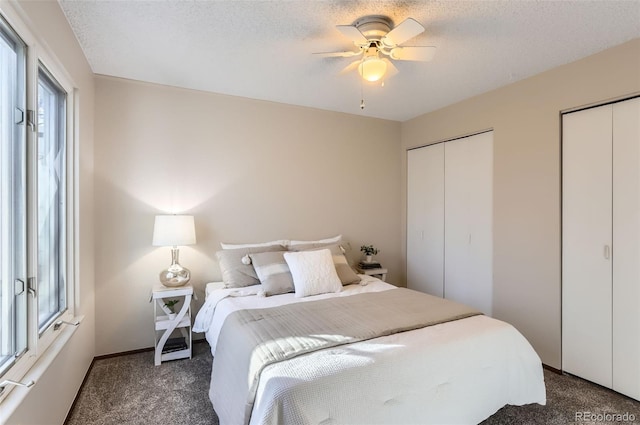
[[314, 15, 436, 83]]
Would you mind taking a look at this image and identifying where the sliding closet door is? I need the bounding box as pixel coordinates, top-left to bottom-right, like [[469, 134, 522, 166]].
[[562, 105, 613, 388], [444, 132, 493, 315], [407, 144, 444, 296], [612, 98, 640, 399]]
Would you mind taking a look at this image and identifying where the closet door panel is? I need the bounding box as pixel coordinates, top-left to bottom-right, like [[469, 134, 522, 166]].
[[612, 98, 640, 400], [407, 144, 445, 296], [444, 132, 493, 315], [562, 105, 613, 388]]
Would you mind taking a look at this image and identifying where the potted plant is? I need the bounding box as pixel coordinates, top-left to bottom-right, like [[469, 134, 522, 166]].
[[360, 244, 379, 263], [164, 299, 180, 319]]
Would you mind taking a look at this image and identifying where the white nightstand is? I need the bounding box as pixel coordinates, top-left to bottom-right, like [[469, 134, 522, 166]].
[[151, 283, 193, 366], [357, 267, 388, 282]]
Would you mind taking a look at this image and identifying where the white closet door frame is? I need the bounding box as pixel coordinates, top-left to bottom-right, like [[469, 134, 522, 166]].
[[562, 105, 613, 388], [444, 131, 493, 316], [407, 144, 445, 296], [612, 97, 640, 400]]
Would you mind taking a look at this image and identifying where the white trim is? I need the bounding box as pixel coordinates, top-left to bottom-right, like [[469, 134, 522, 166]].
[[0, 0, 81, 406], [0, 315, 84, 421], [406, 128, 494, 152], [4, 0, 78, 89], [560, 93, 640, 115]]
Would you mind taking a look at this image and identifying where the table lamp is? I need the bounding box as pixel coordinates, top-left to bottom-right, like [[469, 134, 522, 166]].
[[152, 214, 196, 287]]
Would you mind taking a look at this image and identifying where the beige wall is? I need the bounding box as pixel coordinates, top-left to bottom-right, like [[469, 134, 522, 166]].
[[2, 4, 634, 417], [93, 76, 401, 355], [401, 38, 640, 369], [3, 0, 95, 424]]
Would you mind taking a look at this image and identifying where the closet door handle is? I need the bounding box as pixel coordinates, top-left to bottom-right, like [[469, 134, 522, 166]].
[[604, 245, 610, 260]]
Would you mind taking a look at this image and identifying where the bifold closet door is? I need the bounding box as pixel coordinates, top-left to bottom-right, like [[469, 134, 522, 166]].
[[407, 143, 444, 296], [562, 105, 613, 389], [612, 98, 640, 400], [444, 132, 493, 315]]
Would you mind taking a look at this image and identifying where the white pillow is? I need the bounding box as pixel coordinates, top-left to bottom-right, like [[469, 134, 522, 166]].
[[283, 249, 342, 298], [220, 239, 288, 249], [288, 234, 342, 247]]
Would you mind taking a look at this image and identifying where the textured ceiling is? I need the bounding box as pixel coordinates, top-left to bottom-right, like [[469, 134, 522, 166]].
[[59, 0, 640, 122]]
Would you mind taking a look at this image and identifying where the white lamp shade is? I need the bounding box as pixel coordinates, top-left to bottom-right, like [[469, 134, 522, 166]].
[[358, 57, 387, 82], [152, 215, 196, 246]]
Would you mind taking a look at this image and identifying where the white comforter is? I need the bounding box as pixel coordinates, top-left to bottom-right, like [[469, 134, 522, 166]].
[[193, 277, 546, 425]]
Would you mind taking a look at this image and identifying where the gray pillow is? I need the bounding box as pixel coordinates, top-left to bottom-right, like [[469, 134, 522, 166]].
[[249, 251, 294, 296], [216, 245, 285, 288], [288, 243, 361, 285]]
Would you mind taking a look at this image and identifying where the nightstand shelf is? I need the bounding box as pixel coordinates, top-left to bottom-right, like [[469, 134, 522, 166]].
[[357, 267, 388, 282], [155, 315, 191, 330], [151, 283, 193, 366]]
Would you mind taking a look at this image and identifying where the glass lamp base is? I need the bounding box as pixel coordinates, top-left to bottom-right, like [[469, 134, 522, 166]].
[[159, 263, 191, 287]]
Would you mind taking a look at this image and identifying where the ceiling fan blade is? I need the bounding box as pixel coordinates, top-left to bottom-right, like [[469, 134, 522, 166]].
[[339, 60, 361, 75], [390, 46, 436, 61], [313, 50, 361, 58], [381, 18, 425, 47], [382, 59, 399, 78], [336, 25, 368, 45]]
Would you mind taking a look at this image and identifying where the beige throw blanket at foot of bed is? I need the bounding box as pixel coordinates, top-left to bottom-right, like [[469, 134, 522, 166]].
[[211, 288, 481, 425]]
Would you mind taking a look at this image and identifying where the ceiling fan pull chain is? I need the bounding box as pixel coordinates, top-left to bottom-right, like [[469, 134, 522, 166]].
[[360, 70, 365, 110]]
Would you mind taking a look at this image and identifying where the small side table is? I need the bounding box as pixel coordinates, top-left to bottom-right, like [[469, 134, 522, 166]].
[[151, 283, 193, 366], [357, 267, 388, 282]]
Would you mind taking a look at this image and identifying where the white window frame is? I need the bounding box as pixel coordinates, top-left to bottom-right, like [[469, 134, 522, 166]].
[[36, 63, 69, 334], [0, 10, 27, 380], [0, 2, 79, 405], [31, 54, 76, 357]]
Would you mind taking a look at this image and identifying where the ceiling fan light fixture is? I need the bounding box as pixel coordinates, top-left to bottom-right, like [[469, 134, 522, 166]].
[[358, 56, 387, 82]]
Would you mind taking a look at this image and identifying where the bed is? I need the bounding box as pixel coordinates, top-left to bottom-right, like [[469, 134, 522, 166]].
[[193, 275, 546, 425]]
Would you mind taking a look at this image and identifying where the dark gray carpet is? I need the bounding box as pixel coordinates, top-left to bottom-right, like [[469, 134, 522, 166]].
[[66, 342, 640, 425], [481, 370, 639, 425], [65, 343, 216, 425]]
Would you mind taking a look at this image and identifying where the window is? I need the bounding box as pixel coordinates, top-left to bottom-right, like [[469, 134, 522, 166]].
[[37, 66, 66, 332], [0, 15, 27, 378], [0, 11, 76, 401]]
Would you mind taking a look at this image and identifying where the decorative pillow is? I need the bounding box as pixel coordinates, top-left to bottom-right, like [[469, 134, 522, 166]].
[[288, 243, 360, 285], [216, 245, 285, 288], [249, 251, 294, 296], [288, 234, 342, 247], [220, 239, 288, 249], [283, 249, 342, 298]]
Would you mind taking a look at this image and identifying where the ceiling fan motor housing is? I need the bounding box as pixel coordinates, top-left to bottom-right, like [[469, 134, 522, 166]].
[[354, 15, 393, 40]]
